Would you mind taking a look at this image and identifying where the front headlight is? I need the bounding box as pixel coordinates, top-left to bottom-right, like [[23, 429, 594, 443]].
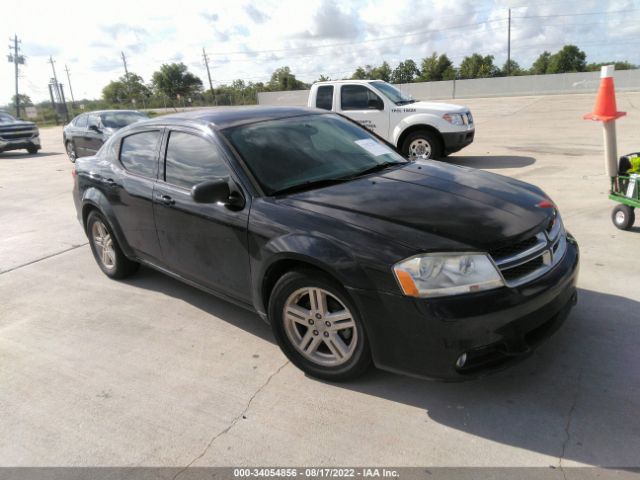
[[442, 113, 465, 126], [393, 253, 504, 298]]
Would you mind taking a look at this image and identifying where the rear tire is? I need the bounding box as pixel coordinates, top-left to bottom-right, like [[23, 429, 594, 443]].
[[401, 130, 443, 160], [66, 141, 77, 162], [86, 210, 139, 279], [268, 269, 371, 381], [612, 205, 635, 230]]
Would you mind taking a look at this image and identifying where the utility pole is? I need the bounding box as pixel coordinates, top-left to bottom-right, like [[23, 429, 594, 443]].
[[8, 34, 25, 117], [48, 56, 60, 86], [506, 8, 511, 76], [64, 64, 76, 108], [202, 47, 214, 99], [121, 51, 129, 77]]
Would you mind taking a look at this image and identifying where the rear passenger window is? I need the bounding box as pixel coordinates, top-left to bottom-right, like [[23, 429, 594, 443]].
[[165, 131, 229, 189], [315, 86, 334, 110], [75, 115, 87, 128], [120, 131, 161, 178]]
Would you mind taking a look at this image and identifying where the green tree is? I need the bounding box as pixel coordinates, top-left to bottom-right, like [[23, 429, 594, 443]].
[[531, 51, 551, 74], [102, 73, 151, 105], [418, 53, 455, 81], [351, 66, 369, 80], [391, 59, 419, 84], [547, 45, 586, 73], [501, 59, 523, 76], [587, 61, 635, 71], [11, 93, 33, 106], [316, 74, 331, 82], [151, 63, 203, 100], [458, 54, 498, 79], [267, 66, 308, 90], [370, 61, 392, 82]]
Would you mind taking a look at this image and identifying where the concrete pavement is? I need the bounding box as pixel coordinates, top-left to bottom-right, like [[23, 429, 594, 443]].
[[0, 94, 639, 468]]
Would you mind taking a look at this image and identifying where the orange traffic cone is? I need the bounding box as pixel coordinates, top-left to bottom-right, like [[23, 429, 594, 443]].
[[584, 65, 626, 122]]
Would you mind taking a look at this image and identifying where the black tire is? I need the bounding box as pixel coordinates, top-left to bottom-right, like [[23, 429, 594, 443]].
[[268, 269, 371, 381], [66, 141, 77, 163], [86, 210, 139, 279], [612, 204, 635, 230], [26, 146, 39, 154], [401, 130, 443, 160]]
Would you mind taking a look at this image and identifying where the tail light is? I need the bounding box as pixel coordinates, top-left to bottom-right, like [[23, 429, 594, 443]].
[[71, 167, 77, 179]]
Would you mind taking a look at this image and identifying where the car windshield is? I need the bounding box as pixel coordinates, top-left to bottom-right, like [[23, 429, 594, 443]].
[[0, 113, 17, 124], [100, 112, 148, 128], [371, 81, 415, 105], [224, 114, 407, 195]]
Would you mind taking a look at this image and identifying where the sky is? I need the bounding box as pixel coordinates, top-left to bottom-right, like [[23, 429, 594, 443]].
[[2, 0, 640, 104]]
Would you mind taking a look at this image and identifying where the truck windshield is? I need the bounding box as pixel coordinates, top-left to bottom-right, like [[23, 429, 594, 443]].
[[224, 113, 407, 196], [371, 81, 415, 105], [0, 113, 17, 124]]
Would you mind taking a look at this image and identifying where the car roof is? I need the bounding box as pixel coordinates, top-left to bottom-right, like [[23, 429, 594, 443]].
[[136, 106, 324, 130], [313, 80, 381, 86], [79, 110, 144, 116]]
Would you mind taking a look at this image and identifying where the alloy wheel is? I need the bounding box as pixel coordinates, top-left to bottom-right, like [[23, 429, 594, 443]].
[[408, 138, 432, 160], [283, 287, 358, 367], [91, 220, 116, 270], [66, 142, 76, 162]]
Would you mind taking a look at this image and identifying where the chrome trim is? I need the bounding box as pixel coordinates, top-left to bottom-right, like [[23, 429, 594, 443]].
[[493, 232, 547, 268]]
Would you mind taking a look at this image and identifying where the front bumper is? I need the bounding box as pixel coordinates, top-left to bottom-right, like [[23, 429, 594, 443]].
[[441, 129, 474, 154], [0, 135, 40, 152], [348, 234, 579, 380]]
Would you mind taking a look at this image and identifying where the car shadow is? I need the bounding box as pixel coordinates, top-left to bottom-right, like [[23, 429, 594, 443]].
[[123, 269, 640, 466], [0, 151, 64, 159], [447, 155, 536, 169]]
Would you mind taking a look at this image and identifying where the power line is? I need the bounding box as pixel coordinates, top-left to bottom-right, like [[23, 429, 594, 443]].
[[513, 7, 640, 19]]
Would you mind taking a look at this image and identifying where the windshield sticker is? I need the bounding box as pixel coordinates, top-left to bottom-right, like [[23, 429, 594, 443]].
[[355, 138, 394, 156]]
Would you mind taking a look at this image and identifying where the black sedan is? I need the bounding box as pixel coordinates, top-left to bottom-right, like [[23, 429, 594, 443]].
[[72, 107, 579, 381], [63, 110, 147, 162]]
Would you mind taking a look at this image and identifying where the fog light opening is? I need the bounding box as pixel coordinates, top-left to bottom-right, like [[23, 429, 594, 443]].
[[456, 353, 467, 369]]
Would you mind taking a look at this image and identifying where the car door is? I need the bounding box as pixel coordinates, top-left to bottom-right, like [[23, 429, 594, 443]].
[[338, 84, 390, 139], [85, 114, 106, 156], [153, 127, 252, 303], [72, 114, 89, 156], [108, 128, 164, 262]]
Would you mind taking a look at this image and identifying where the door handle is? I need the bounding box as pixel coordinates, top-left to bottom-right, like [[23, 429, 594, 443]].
[[105, 178, 116, 187], [159, 194, 175, 206]]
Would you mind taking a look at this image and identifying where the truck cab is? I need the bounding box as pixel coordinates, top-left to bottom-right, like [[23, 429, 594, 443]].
[[307, 80, 475, 159]]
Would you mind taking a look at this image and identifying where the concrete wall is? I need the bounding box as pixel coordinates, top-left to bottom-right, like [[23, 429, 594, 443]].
[[258, 69, 640, 105]]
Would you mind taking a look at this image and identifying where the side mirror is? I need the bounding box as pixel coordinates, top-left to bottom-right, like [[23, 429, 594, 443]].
[[191, 179, 231, 204], [89, 124, 101, 133], [368, 98, 383, 110]]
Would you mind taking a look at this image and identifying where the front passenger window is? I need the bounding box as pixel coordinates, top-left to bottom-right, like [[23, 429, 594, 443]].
[[120, 131, 161, 178], [164, 131, 229, 189], [341, 85, 383, 111]]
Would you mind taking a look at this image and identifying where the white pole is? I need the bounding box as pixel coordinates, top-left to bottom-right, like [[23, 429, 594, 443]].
[[601, 65, 618, 178]]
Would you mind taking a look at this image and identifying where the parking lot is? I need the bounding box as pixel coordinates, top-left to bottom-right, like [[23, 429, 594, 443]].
[[1, 92, 640, 468]]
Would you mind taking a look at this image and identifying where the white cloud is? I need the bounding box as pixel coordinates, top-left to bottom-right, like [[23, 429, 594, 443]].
[[1, 0, 639, 104]]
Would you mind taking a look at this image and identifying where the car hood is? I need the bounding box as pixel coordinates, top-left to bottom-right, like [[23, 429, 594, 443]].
[[0, 119, 37, 129], [280, 161, 553, 252], [410, 101, 468, 114]]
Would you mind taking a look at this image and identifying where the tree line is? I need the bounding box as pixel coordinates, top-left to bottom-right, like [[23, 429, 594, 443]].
[[5, 44, 637, 121]]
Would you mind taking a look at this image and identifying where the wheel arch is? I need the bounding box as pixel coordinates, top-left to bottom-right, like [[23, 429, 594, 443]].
[[396, 124, 443, 152], [81, 187, 135, 258]]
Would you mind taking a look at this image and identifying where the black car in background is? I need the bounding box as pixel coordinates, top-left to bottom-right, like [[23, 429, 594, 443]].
[[72, 107, 579, 382], [63, 110, 148, 162], [0, 111, 41, 154]]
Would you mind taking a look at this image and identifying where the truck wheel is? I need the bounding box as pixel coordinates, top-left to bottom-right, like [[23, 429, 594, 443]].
[[402, 130, 443, 160], [26, 146, 39, 154], [612, 205, 635, 230]]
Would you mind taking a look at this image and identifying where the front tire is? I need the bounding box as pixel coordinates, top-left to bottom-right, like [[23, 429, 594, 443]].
[[268, 269, 371, 381], [86, 211, 139, 279], [612, 204, 635, 230], [401, 130, 443, 160], [26, 146, 39, 154]]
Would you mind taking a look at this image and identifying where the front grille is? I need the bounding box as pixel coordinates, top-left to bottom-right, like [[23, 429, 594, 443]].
[[0, 126, 38, 140], [490, 222, 567, 287]]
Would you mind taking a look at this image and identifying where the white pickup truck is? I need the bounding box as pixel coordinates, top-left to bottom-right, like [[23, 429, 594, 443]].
[[307, 80, 474, 160]]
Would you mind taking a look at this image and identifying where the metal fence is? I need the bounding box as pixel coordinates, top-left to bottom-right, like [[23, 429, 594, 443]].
[[257, 69, 640, 106]]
